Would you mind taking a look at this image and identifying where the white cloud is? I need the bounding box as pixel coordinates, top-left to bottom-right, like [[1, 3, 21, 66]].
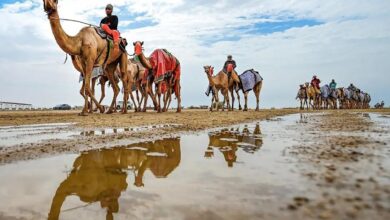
[[0, 0, 389, 108]]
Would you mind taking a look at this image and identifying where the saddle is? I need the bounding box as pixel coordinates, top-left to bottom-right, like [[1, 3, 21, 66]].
[[94, 27, 127, 52]]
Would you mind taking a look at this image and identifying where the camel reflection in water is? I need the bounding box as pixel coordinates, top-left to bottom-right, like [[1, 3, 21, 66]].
[[48, 138, 180, 220], [205, 123, 262, 167]]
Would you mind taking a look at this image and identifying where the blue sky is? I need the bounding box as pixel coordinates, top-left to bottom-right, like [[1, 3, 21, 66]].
[[0, 0, 389, 108]]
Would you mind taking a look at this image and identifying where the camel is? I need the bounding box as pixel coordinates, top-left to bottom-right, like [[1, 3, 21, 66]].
[[375, 101, 385, 109], [133, 41, 182, 113], [305, 82, 320, 110], [205, 124, 262, 167], [320, 85, 337, 109], [236, 69, 263, 111], [203, 66, 230, 111], [296, 85, 308, 110], [48, 138, 181, 220], [226, 67, 242, 111], [43, 0, 127, 116]]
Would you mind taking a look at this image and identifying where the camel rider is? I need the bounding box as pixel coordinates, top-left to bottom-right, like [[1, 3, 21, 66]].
[[100, 4, 120, 60], [329, 79, 337, 91], [348, 83, 357, 91], [311, 75, 321, 95], [223, 55, 237, 73]]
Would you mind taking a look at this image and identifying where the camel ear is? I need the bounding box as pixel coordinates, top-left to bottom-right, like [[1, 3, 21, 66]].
[[141, 41, 144, 46]]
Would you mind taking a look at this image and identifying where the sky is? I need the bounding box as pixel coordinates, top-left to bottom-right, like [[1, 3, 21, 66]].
[[0, 0, 389, 108]]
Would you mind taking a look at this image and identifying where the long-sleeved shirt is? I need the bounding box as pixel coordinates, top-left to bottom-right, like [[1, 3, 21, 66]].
[[329, 82, 337, 89], [100, 15, 118, 30], [223, 60, 236, 73]]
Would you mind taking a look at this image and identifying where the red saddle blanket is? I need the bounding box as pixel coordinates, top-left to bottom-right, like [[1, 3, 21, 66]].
[[149, 49, 181, 83]]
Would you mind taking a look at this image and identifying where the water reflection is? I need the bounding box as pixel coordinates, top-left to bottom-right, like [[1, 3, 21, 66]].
[[48, 138, 180, 220], [205, 123, 263, 167]]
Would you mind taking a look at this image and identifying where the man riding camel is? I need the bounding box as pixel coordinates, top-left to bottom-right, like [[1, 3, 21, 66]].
[[311, 75, 321, 95], [100, 4, 120, 62], [329, 79, 337, 91], [223, 55, 237, 73]]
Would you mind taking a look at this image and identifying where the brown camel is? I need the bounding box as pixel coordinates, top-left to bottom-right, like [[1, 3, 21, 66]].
[[296, 85, 308, 110], [239, 74, 263, 111], [43, 0, 127, 116], [129, 58, 158, 112], [203, 66, 230, 111], [133, 41, 182, 113], [305, 82, 320, 110], [227, 69, 242, 110]]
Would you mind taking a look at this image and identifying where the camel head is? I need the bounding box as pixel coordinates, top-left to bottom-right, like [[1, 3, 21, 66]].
[[133, 41, 144, 55], [203, 66, 214, 76], [43, 0, 58, 16]]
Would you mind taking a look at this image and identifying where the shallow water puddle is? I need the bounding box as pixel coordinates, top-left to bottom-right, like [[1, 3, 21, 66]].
[[78, 124, 179, 137], [0, 124, 180, 147], [0, 123, 77, 147], [0, 115, 314, 219]]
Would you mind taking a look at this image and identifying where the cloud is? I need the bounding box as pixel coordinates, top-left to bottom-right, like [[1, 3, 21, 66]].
[[0, 0, 389, 108]]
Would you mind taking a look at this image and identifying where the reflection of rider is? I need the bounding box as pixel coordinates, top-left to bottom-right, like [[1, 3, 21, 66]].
[[205, 124, 262, 167], [311, 75, 321, 95]]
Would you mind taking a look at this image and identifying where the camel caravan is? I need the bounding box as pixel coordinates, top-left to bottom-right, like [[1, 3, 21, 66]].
[[43, 1, 264, 115], [204, 55, 263, 112], [296, 76, 372, 110]]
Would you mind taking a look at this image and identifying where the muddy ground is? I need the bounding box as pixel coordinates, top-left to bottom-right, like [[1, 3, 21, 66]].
[[286, 111, 390, 219], [0, 109, 389, 219], [0, 109, 299, 164]]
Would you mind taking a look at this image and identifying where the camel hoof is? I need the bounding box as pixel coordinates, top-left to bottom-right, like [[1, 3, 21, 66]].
[[243, 109, 248, 112], [106, 109, 114, 114], [255, 108, 259, 112], [239, 107, 242, 110], [176, 109, 181, 113], [99, 106, 105, 114], [78, 112, 88, 116]]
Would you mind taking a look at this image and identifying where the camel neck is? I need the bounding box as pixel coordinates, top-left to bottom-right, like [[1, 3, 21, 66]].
[[137, 53, 153, 69], [206, 73, 215, 86], [49, 11, 80, 55]]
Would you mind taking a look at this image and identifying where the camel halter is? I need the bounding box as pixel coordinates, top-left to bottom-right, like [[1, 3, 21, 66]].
[[49, 17, 98, 27]]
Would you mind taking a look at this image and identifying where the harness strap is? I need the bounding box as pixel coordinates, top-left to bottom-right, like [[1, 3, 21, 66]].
[[103, 39, 111, 65]]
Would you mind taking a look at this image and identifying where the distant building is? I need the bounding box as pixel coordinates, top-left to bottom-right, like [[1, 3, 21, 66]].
[[0, 101, 33, 110]]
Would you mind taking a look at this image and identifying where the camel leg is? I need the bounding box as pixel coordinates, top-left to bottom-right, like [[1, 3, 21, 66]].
[[229, 87, 234, 111], [90, 77, 97, 113], [157, 83, 162, 113], [254, 84, 261, 111], [225, 90, 230, 111], [122, 81, 129, 114], [143, 87, 149, 112], [243, 92, 248, 111], [129, 86, 138, 112], [215, 90, 220, 111], [82, 60, 104, 115], [235, 89, 242, 110], [98, 77, 106, 106], [175, 82, 181, 113], [106, 64, 120, 114]]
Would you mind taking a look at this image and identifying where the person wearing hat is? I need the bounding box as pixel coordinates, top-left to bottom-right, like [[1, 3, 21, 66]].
[[223, 55, 237, 73], [311, 75, 321, 95], [100, 4, 120, 61]]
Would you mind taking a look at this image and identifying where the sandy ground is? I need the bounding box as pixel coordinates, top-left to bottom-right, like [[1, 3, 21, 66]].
[[286, 111, 390, 219], [0, 109, 389, 219]]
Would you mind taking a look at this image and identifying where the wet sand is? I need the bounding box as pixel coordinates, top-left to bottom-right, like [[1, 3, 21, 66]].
[[0, 109, 389, 219], [0, 109, 300, 164]]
